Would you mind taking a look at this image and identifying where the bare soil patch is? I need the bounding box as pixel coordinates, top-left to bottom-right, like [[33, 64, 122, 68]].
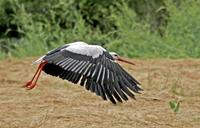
[[0, 58, 200, 128]]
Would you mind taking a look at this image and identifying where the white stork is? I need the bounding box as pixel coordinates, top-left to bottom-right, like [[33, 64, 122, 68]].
[[24, 41, 142, 104]]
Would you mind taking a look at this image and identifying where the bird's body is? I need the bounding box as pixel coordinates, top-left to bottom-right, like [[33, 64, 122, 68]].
[[24, 41, 142, 104]]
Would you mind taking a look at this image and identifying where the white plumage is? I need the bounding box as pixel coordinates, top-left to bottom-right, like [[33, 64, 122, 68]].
[[64, 42, 106, 58]]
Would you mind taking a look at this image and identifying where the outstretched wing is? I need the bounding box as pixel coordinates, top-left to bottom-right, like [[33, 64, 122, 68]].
[[41, 44, 142, 104]]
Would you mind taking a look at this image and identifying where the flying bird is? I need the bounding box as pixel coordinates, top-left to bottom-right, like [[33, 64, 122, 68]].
[[24, 41, 142, 104]]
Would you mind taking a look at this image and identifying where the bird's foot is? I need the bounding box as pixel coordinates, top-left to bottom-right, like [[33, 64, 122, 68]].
[[22, 61, 48, 90], [22, 81, 36, 90], [22, 81, 32, 88]]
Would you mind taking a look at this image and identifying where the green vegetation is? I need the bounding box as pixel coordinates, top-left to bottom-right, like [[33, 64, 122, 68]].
[[0, 0, 200, 59], [169, 100, 180, 113]]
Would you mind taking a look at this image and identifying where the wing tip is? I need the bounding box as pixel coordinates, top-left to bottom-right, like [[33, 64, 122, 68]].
[[136, 83, 143, 92]]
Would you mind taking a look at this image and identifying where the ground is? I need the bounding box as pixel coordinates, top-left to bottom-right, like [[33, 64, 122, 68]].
[[0, 58, 200, 128]]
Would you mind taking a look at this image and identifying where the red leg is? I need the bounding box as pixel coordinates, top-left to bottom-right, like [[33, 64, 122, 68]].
[[24, 61, 47, 90], [26, 67, 43, 90], [22, 64, 41, 88]]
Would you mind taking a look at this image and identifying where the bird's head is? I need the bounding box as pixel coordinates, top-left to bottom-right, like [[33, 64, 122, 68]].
[[109, 52, 135, 65]]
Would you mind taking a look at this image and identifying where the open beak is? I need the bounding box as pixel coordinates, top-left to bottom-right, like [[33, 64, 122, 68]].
[[117, 57, 135, 65]]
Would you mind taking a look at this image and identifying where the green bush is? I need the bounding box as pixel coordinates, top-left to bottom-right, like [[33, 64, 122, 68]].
[[0, 0, 199, 59], [107, 0, 200, 58]]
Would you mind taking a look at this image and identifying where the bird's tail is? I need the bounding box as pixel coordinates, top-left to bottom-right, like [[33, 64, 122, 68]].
[[32, 56, 45, 65]]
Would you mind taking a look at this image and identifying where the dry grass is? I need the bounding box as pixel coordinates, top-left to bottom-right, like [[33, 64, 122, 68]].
[[0, 58, 200, 128]]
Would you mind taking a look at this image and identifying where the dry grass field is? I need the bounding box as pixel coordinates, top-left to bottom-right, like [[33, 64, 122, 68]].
[[0, 58, 200, 128]]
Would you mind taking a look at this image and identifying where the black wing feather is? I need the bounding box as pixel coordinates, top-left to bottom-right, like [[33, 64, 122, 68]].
[[80, 76, 87, 86], [97, 83, 107, 100], [42, 47, 141, 104], [102, 83, 116, 104]]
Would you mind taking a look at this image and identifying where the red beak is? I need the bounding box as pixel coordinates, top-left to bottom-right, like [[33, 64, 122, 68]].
[[117, 57, 135, 65]]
